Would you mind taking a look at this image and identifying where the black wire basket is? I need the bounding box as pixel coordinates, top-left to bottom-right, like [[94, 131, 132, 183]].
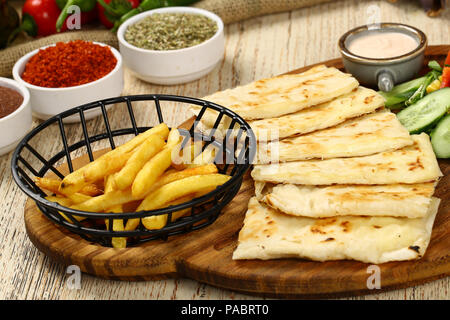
[[11, 94, 256, 247]]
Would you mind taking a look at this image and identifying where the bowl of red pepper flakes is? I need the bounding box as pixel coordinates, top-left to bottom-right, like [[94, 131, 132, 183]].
[[13, 40, 124, 123]]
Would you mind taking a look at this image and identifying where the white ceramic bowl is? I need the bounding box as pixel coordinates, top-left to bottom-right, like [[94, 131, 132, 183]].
[[0, 77, 32, 156], [12, 42, 124, 123], [117, 7, 225, 85]]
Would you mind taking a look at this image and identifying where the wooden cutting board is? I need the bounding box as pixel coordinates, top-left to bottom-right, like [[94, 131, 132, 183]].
[[24, 45, 450, 298]]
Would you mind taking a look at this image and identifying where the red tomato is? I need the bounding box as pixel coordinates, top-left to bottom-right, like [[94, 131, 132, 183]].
[[22, 0, 67, 37]]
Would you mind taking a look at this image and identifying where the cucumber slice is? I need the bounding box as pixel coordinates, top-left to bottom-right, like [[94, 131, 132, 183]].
[[397, 87, 450, 134], [431, 114, 450, 158], [379, 76, 427, 107]]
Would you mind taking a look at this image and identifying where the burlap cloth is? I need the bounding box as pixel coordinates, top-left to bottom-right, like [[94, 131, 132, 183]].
[[0, 0, 338, 77]]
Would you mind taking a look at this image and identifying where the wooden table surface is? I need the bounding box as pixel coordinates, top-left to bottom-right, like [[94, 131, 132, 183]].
[[1, 0, 450, 300]]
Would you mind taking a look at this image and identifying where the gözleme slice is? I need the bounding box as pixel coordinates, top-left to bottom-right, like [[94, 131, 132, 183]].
[[250, 86, 384, 141], [255, 181, 437, 219], [232, 197, 440, 264], [192, 65, 359, 123], [252, 133, 442, 185], [257, 110, 413, 164]]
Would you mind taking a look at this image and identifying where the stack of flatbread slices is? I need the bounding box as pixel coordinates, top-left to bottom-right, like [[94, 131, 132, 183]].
[[193, 65, 443, 265]]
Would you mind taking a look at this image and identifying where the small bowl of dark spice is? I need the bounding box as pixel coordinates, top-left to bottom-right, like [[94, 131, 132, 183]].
[[0, 77, 31, 156], [118, 7, 224, 85], [13, 40, 123, 122]]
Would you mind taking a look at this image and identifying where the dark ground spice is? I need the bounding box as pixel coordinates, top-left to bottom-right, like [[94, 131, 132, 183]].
[[21, 40, 117, 88], [0, 86, 23, 118]]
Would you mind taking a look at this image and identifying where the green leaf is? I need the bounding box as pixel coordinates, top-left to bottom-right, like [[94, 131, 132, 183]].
[[428, 60, 443, 72]]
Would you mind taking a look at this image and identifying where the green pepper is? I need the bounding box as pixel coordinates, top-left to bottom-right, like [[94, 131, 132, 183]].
[[379, 76, 427, 108], [97, 0, 140, 29], [55, 0, 97, 31], [404, 70, 441, 106], [111, 0, 199, 32], [428, 60, 443, 72], [0, 0, 20, 48]]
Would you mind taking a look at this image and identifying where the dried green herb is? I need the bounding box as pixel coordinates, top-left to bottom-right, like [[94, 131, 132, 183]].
[[125, 13, 218, 51]]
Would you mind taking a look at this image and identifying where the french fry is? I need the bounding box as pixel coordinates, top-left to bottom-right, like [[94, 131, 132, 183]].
[[111, 224, 127, 248], [170, 138, 197, 170], [141, 185, 217, 229], [186, 144, 217, 168], [45, 196, 85, 222], [104, 205, 123, 225], [104, 174, 127, 248], [79, 184, 103, 196], [166, 195, 194, 221], [59, 123, 169, 195], [114, 134, 166, 190], [66, 192, 92, 204], [131, 128, 181, 199], [35, 177, 102, 196], [146, 164, 218, 195], [59, 152, 132, 196], [171, 139, 203, 169], [71, 189, 135, 213], [105, 205, 127, 249], [45, 195, 73, 207], [36, 177, 61, 194], [124, 194, 193, 231], [190, 140, 204, 160], [138, 174, 231, 230], [167, 128, 181, 146], [124, 215, 141, 231], [194, 185, 219, 197], [104, 173, 118, 193]]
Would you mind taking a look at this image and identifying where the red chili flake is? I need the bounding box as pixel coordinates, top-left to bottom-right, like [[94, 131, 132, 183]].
[[21, 40, 118, 88]]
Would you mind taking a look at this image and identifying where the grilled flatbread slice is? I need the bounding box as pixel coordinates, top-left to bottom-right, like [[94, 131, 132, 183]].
[[250, 86, 385, 141], [252, 133, 442, 185], [257, 110, 413, 164], [232, 197, 440, 264], [192, 65, 358, 122], [255, 181, 437, 218]]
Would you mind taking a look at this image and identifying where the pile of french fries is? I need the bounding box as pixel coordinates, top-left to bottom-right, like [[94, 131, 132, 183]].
[[35, 123, 231, 248]]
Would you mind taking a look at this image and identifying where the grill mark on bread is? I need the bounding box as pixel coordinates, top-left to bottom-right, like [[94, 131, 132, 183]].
[[364, 95, 375, 104], [310, 226, 327, 235], [315, 218, 337, 226], [340, 221, 351, 232], [408, 157, 424, 171]]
